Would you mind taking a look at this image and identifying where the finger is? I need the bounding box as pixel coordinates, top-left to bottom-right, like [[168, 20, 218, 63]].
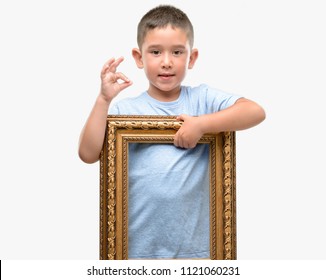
[[115, 72, 131, 83], [173, 131, 179, 147], [115, 72, 133, 90], [101, 58, 115, 76], [174, 131, 184, 148], [176, 114, 189, 122], [104, 57, 115, 67], [109, 56, 124, 72], [119, 79, 133, 91], [101, 57, 125, 76]]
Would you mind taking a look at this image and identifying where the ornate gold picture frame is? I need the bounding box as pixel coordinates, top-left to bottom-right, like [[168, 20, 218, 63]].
[[100, 115, 236, 260]]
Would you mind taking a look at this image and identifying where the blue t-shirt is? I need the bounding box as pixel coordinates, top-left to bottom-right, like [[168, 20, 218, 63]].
[[109, 84, 242, 258]]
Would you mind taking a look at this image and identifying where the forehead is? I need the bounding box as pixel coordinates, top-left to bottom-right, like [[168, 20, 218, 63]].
[[142, 25, 190, 48]]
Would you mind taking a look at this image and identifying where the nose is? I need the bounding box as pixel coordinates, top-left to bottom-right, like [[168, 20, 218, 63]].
[[161, 53, 172, 68]]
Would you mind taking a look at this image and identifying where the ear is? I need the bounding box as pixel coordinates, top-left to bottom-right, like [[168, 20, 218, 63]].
[[132, 48, 144, 69], [188, 48, 199, 69]]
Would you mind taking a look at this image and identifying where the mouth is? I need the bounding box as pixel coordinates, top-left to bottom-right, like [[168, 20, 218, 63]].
[[158, 73, 175, 79]]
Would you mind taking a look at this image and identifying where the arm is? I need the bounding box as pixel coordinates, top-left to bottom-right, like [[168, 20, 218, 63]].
[[173, 98, 266, 149], [78, 57, 132, 163]]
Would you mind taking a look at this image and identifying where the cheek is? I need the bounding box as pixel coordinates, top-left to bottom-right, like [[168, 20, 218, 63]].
[[144, 60, 157, 72], [143, 62, 156, 78], [179, 59, 190, 71]]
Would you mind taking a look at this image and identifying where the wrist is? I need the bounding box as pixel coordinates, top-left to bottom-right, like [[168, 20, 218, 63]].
[[198, 114, 220, 134], [97, 93, 112, 106], [197, 115, 210, 134], [95, 94, 112, 113]]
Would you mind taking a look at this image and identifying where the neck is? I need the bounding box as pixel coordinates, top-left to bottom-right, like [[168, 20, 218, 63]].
[[147, 86, 181, 102]]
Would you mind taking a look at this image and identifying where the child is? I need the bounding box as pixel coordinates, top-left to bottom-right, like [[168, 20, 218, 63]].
[[79, 5, 265, 259]]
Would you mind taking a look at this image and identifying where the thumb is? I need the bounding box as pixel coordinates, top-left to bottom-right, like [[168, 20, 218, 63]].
[[176, 114, 189, 122]]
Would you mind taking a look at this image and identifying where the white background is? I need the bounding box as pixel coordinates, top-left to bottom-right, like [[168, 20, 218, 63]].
[[1, 0, 325, 260]]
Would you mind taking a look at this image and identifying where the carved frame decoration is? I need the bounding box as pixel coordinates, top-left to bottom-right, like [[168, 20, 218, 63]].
[[100, 115, 236, 260]]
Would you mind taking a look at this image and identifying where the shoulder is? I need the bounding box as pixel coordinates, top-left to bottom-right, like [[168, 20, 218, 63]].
[[182, 84, 225, 97], [183, 83, 242, 101], [109, 92, 147, 114], [114, 92, 146, 106], [182, 84, 243, 112]]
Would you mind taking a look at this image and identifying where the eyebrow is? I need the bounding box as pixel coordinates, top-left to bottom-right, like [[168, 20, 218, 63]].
[[147, 44, 187, 49]]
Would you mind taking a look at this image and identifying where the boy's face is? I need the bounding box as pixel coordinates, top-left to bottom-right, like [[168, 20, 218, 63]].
[[132, 25, 198, 101]]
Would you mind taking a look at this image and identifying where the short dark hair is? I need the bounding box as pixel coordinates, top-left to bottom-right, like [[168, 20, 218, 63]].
[[137, 5, 194, 49]]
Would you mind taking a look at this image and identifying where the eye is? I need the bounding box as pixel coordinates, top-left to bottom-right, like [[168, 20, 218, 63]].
[[150, 50, 161, 56], [173, 50, 184, 56]]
